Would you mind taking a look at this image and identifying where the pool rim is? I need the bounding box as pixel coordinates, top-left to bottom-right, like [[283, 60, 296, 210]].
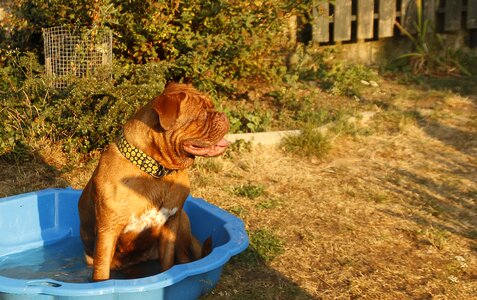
[[0, 188, 249, 297]]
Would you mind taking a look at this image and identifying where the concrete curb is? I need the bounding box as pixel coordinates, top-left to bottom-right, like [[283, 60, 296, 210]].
[[225, 111, 376, 146]]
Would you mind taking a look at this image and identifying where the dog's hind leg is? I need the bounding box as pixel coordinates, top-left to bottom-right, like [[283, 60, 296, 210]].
[[175, 210, 212, 263]]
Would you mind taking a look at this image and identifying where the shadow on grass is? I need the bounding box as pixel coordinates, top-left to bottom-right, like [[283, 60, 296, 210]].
[[375, 164, 477, 252], [418, 117, 477, 157], [389, 165, 476, 241], [375, 115, 477, 253], [202, 247, 314, 300], [419, 75, 477, 99], [0, 143, 69, 197], [366, 81, 477, 253]]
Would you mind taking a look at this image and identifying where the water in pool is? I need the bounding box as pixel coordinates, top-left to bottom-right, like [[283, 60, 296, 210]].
[[0, 237, 162, 283]]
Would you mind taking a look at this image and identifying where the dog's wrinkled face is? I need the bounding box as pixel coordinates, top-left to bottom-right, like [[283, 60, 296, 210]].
[[152, 83, 230, 161]]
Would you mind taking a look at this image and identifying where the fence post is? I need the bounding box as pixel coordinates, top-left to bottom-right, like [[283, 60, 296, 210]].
[[312, 0, 330, 43], [378, 0, 396, 38], [334, 0, 352, 42], [468, 0, 477, 28], [469, 0, 477, 47], [444, 0, 463, 31], [357, 0, 374, 40], [423, 0, 437, 27], [401, 0, 417, 33]]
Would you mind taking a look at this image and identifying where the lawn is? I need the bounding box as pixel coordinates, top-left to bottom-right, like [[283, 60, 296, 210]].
[[0, 75, 476, 299]]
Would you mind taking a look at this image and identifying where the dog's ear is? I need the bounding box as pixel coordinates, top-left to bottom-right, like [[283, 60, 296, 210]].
[[152, 93, 182, 130]]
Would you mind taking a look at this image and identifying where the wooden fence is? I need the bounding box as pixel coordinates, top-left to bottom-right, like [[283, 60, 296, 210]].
[[309, 0, 477, 45]]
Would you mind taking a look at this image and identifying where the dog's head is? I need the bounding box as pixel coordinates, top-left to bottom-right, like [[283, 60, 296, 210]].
[[149, 83, 230, 168]]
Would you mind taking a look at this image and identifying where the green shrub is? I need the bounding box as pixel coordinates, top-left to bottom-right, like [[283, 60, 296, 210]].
[[42, 63, 169, 153], [286, 45, 379, 97], [3, 1, 298, 95], [287, 44, 328, 81], [321, 62, 379, 97], [0, 52, 169, 156], [0, 51, 47, 158], [268, 87, 332, 127], [226, 108, 272, 133]]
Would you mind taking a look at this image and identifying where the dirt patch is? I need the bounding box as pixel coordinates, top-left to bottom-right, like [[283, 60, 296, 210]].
[[199, 80, 477, 299]]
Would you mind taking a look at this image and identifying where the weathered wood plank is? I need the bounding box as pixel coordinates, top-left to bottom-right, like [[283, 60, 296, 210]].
[[378, 0, 396, 38], [468, 0, 477, 29], [312, 1, 330, 43], [423, 0, 436, 26], [357, 0, 374, 39], [444, 0, 462, 31], [333, 0, 352, 42], [401, 0, 417, 34]]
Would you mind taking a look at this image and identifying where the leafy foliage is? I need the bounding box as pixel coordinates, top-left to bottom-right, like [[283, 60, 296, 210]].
[[0, 1, 288, 156], [2, 0, 296, 86], [1, 51, 168, 156], [0, 0, 372, 158]]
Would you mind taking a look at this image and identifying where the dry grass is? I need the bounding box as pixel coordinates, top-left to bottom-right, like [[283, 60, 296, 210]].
[[1, 78, 476, 299]]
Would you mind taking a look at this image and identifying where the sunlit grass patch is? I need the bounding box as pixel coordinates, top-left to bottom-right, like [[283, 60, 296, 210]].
[[370, 110, 420, 134], [194, 157, 224, 173]]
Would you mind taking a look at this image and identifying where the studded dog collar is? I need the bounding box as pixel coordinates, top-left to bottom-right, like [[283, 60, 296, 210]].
[[117, 132, 175, 178]]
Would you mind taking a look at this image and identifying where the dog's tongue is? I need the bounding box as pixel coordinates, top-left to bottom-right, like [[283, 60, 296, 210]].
[[184, 138, 230, 157], [215, 138, 230, 148], [206, 138, 230, 157]]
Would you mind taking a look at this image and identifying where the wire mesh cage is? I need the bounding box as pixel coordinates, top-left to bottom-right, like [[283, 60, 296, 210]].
[[42, 26, 113, 88]]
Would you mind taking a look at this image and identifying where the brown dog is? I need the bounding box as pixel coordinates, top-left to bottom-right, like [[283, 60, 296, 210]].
[[78, 83, 229, 281]]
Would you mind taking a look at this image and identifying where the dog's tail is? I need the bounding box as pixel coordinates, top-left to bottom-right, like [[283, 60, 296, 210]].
[[191, 236, 212, 260]]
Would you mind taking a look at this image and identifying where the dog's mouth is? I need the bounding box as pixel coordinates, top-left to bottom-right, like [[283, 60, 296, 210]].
[[183, 138, 230, 157]]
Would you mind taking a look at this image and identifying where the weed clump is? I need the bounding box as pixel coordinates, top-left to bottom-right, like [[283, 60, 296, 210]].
[[249, 228, 284, 263], [281, 127, 331, 159], [232, 184, 265, 199]]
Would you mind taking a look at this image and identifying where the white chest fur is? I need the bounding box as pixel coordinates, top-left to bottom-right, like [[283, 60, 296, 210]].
[[122, 207, 178, 233]]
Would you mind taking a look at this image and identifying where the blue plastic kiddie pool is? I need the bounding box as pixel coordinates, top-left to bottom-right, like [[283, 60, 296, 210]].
[[0, 188, 248, 299]]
